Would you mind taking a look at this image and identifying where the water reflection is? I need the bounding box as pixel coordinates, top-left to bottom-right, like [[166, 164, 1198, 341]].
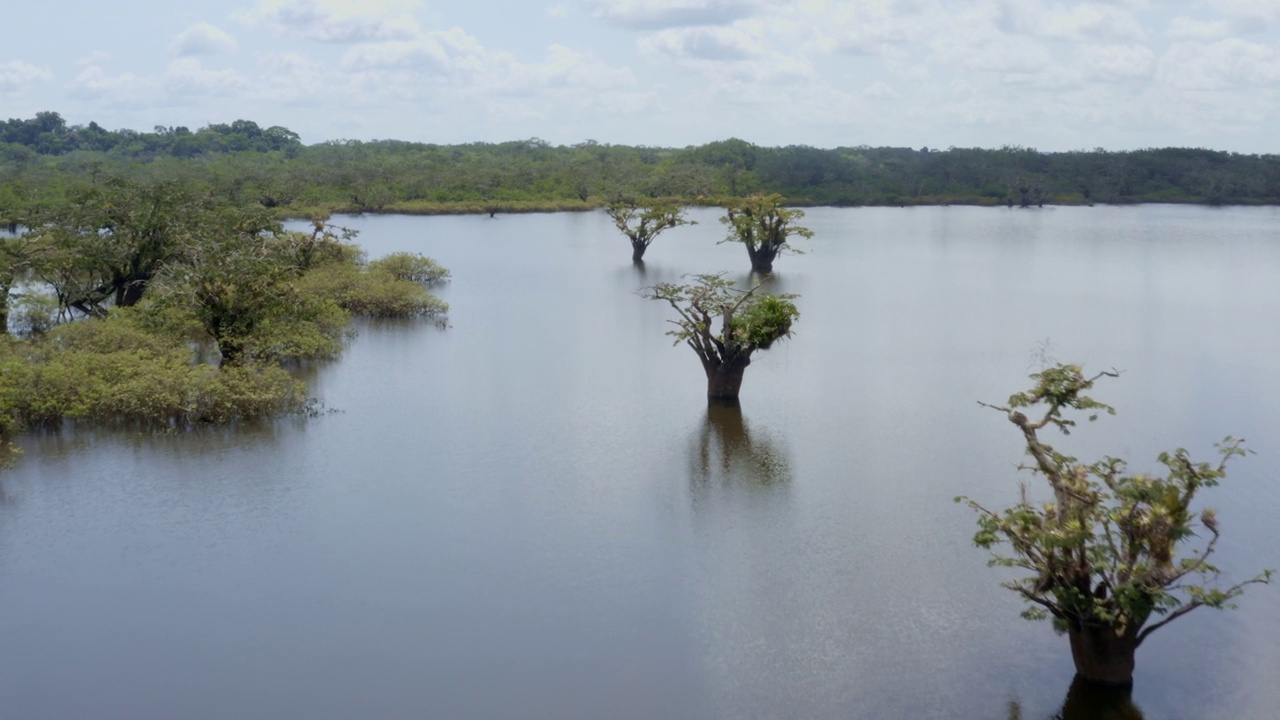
[[1007, 676, 1145, 720], [17, 419, 288, 460], [741, 271, 794, 297], [689, 400, 791, 491]]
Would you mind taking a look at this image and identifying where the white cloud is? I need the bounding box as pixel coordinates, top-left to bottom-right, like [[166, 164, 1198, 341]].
[[1167, 16, 1233, 41], [238, 0, 421, 43], [1214, 0, 1280, 28], [341, 34, 461, 71], [1039, 3, 1147, 43], [1157, 38, 1280, 91], [77, 51, 111, 67], [253, 52, 354, 105], [337, 20, 638, 95], [548, 4, 569, 18], [69, 65, 149, 101], [170, 22, 238, 56], [932, 32, 1053, 75], [0, 60, 51, 93], [163, 58, 247, 96], [1082, 44, 1156, 83], [862, 80, 898, 99], [638, 25, 766, 60], [587, 0, 759, 29]]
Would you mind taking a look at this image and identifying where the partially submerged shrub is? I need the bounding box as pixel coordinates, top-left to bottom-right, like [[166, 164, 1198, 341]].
[[0, 313, 311, 429], [368, 252, 450, 285]]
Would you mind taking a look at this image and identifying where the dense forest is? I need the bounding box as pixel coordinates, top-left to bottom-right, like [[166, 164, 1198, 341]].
[[4, 111, 1280, 221]]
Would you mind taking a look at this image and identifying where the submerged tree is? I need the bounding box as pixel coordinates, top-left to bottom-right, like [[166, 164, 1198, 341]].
[[148, 210, 348, 367], [958, 364, 1272, 686], [606, 201, 693, 262], [719, 193, 812, 273], [642, 274, 798, 401]]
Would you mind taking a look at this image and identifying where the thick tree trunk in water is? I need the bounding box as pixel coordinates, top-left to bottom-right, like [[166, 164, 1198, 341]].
[[1068, 625, 1138, 686], [1059, 674, 1143, 719], [747, 245, 778, 273], [631, 241, 647, 262], [704, 356, 750, 401]]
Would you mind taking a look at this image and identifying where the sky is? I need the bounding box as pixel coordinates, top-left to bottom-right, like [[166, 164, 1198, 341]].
[[2, 0, 1279, 152]]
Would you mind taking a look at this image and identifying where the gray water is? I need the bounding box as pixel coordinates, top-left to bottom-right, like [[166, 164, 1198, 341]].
[[0, 206, 1277, 719]]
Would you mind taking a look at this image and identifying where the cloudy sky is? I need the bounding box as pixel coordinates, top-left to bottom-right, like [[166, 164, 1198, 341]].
[[3, 0, 1279, 151]]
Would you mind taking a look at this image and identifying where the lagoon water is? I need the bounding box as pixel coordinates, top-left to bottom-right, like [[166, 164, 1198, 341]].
[[1, 206, 1278, 719]]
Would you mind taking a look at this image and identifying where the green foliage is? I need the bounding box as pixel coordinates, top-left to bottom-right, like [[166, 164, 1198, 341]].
[[733, 293, 796, 350], [606, 201, 694, 258], [367, 252, 451, 285], [719, 193, 813, 271], [719, 193, 813, 252], [958, 364, 1271, 647], [7, 112, 1280, 210], [147, 208, 348, 366], [0, 191, 451, 436], [0, 312, 310, 428], [297, 262, 449, 320], [643, 273, 799, 361]]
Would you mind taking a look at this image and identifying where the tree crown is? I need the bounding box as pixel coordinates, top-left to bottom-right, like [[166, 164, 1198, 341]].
[[642, 273, 798, 362], [957, 364, 1271, 643], [719, 193, 813, 253]]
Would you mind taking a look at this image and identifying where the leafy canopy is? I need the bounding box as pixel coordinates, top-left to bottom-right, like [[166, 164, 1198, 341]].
[[957, 364, 1271, 643], [642, 273, 798, 363], [606, 201, 694, 250], [719, 193, 813, 254]]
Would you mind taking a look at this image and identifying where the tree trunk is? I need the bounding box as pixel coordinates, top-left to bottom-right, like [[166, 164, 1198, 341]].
[[631, 241, 647, 262], [0, 279, 10, 335], [1059, 674, 1144, 720], [704, 356, 750, 401], [1068, 624, 1138, 686], [116, 273, 151, 307], [748, 245, 778, 273]]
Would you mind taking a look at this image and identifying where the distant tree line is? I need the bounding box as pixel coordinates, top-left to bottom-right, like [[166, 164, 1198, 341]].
[[4, 112, 1280, 218], [1, 111, 302, 159]]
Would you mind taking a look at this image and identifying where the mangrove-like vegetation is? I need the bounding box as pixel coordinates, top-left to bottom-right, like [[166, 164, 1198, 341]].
[[5, 112, 1280, 222]]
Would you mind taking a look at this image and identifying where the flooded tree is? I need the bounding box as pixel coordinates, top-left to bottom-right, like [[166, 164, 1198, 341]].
[[642, 273, 798, 401], [958, 364, 1272, 686], [1006, 675, 1145, 720], [719, 193, 812, 273], [605, 201, 693, 262]]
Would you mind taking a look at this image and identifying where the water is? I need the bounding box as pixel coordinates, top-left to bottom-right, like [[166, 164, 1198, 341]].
[[1, 206, 1277, 719]]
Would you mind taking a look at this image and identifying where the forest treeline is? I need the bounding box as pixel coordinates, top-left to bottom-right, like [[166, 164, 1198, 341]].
[[4, 111, 1280, 219]]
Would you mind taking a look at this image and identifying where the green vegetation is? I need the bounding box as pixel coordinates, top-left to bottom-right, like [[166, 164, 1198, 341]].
[[958, 364, 1272, 685], [642, 274, 799, 401], [719, 193, 813, 273], [6, 113, 1280, 218], [0, 177, 449, 443], [606, 201, 694, 262]]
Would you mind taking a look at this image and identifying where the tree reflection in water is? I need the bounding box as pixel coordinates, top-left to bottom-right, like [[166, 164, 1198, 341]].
[[1006, 676, 1145, 720], [690, 400, 791, 491]]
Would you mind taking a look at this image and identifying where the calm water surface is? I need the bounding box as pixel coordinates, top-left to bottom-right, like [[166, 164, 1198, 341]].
[[1, 206, 1277, 719]]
